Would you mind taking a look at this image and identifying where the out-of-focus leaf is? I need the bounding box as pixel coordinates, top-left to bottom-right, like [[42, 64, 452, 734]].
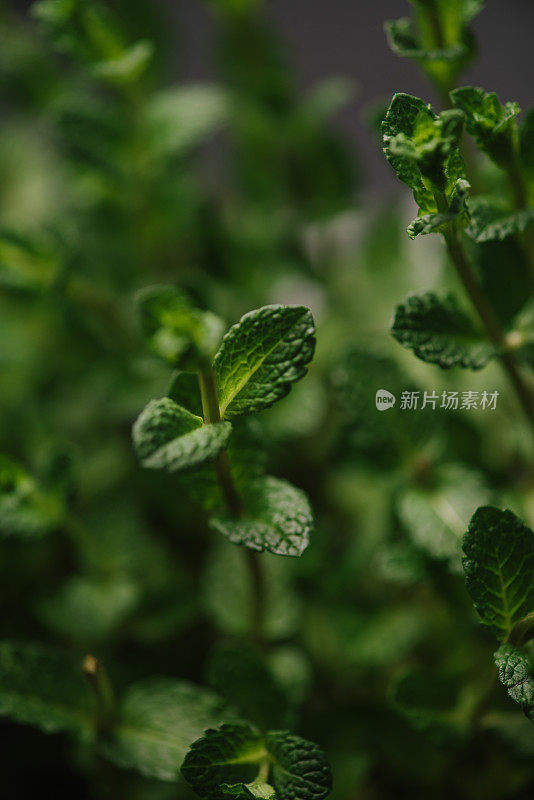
[[391, 670, 471, 742], [0, 230, 59, 292], [39, 577, 140, 643], [398, 464, 490, 569], [391, 292, 495, 369], [202, 539, 301, 640], [0, 455, 63, 539], [145, 85, 230, 157], [102, 679, 233, 781], [0, 641, 91, 738], [466, 198, 534, 242], [136, 285, 224, 370], [207, 643, 291, 730]]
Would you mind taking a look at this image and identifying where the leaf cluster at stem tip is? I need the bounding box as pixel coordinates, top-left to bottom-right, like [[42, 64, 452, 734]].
[[132, 287, 316, 557]]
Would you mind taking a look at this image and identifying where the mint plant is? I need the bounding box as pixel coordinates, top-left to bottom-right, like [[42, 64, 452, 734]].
[[385, 0, 484, 104], [382, 91, 534, 426], [3, 0, 534, 796], [463, 507, 534, 723], [132, 288, 316, 559]]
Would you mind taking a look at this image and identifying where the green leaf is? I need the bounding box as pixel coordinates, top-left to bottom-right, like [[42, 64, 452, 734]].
[[407, 178, 470, 237], [91, 40, 153, 85], [451, 87, 520, 168], [391, 670, 471, 742], [209, 476, 313, 557], [181, 723, 267, 800], [39, 577, 139, 644], [471, 238, 533, 326], [495, 644, 534, 723], [265, 730, 332, 800], [181, 724, 332, 800], [202, 539, 301, 640], [391, 293, 495, 369], [384, 1, 483, 90], [207, 644, 291, 731], [0, 455, 63, 539], [462, 507, 534, 641], [398, 464, 489, 569], [466, 197, 534, 242], [0, 641, 92, 738], [382, 94, 465, 204], [168, 371, 203, 416], [133, 398, 232, 474], [136, 285, 225, 369], [213, 305, 315, 419], [145, 85, 230, 157], [0, 230, 59, 293], [103, 679, 233, 781], [222, 781, 276, 799], [33, 0, 152, 84]]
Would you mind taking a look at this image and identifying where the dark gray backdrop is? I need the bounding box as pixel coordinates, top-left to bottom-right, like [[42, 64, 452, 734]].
[[10, 0, 534, 190], [167, 0, 534, 190]]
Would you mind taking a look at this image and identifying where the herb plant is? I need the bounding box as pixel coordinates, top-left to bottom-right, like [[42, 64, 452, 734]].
[[1, 0, 534, 797]]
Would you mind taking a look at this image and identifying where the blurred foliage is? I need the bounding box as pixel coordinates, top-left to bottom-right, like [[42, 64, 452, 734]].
[[1, 0, 534, 798]]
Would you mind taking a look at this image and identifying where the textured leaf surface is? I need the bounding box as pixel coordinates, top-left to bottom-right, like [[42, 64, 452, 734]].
[[103, 679, 232, 781], [495, 644, 534, 722], [266, 730, 332, 800], [181, 723, 267, 800], [382, 94, 464, 205], [382, 93, 435, 208], [466, 198, 534, 242], [214, 305, 315, 419], [391, 293, 495, 369], [0, 642, 92, 737], [451, 87, 520, 167], [462, 507, 534, 640], [210, 476, 313, 557], [182, 724, 332, 800], [407, 178, 470, 237], [137, 285, 224, 369], [0, 455, 62, 539], [133, 398, 232, 473]]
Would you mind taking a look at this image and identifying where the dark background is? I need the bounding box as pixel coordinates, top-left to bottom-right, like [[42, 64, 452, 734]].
[[167, 0, 534, 190], [9, 0, 534, 187]]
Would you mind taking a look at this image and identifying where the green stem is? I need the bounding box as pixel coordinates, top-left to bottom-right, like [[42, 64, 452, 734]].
[[256, 759, 271, 784], [82, 655, 116, 737], [198, 368, 264, 639], [506, 130, 534, 285], [435, 191, 534, 431]]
